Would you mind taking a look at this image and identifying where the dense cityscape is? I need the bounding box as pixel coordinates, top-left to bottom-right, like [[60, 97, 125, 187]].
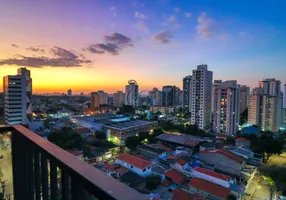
[[1, 1, 286, 200], [0, 64, 286, 200]]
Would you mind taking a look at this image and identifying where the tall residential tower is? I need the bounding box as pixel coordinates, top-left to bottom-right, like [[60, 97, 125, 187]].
[[212, 80, 240, 136], [125, 80, 139, 107], [190, 65, 213, 130], [4, 68, 32, 125], [182, 75, 192, 110]]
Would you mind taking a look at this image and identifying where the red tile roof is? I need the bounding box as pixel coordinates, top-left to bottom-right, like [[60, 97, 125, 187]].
[[173, 189, 208, 200], [164, 169, 185, 184], [111, 166, 129, 174], [116, 154, 151, 169], [147, 143, 173, 152], [235, 137, 250, 142], [177, 159, 187, 166], [66, 150, 82, 156], [189, 178, 230, 199], [75, 127, 92, 134], [102, 162, 112, 169], [193, 167, 230, 181], [200, 148, 245, 164]]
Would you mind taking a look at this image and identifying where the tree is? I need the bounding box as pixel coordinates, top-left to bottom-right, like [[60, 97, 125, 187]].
[[95, 131, 106, 140], [227, 194, 237, 200], [125, 136, 140, 150], [240, 108, 248, 124], [0, 193, 4, 200], [48, 127, 83, 150], [43, 119, 51, 129], [146, 175, 161, 190], [259, 166, 286, 191], [138, 132, 150, 142], [82, 145, 94, 158]]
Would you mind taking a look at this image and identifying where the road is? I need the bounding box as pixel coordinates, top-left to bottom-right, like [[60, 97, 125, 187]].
[[0, 135, 13, 199], [251, 181, 271, 200]]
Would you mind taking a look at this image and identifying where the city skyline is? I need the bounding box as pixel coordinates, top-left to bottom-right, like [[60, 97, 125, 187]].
[[1, 0, 286, 93]]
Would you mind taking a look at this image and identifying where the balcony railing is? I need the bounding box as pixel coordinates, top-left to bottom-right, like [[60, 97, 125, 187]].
[[0, 125, 147, 200]]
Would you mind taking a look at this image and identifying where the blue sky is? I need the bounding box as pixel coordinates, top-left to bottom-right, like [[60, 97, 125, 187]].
[[0, 0, 285, 93]]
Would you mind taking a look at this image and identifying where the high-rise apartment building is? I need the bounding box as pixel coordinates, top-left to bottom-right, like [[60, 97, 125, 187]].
[[248, 79, 282, 132], [239, 85, 250, 114], [162, 86, 175, 106], [149, 88, 162, 106], [113, 91, 125, 108], [125, 80, 139, 107], [4, 68, 32, 125], [67, 89, 72, 97], [190, 65, 213, 130], [283, 84, 286, 109], [182, 76, 192, 110], [212, 80, 240, 136], [90, 90, 108, 108]]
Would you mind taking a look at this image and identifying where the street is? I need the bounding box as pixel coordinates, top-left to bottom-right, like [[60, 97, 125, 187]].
[[0, 134, 13, 199], [251, 181, 271, 200]]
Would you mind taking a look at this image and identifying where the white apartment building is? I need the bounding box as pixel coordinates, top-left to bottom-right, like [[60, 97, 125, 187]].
[[149, 87, 162, 106], [125, 80, 139, 107], [240, 85, 250, 114], [248, 79, 282, 132], [212, 80, 240, 136], [91, 90, 108, 108], [190, 65, 213, 130], [113, 91, 125, 108], [4, 68, 32, 125]]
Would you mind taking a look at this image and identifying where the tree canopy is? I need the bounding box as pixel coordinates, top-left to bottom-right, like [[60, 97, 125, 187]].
[[48, 127, 83, 150], [259, 166, 286, 191], [146, 175, 161, 190], [125, 136, 141, 150]]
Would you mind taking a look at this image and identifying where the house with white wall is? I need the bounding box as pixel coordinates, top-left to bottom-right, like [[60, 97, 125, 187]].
[[192, 167, 232, 188], [115, 154, 152, 177]]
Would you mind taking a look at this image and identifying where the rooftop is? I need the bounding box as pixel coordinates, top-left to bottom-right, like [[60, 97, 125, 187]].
[[137, 145, 166, 155], [66, 149, 83, 156], [116, 154, 151, 169], [200, 148, 245, 164], [75, 127, 92, 134], [189, 178, 230, 199], [235, 137, 250, 142], [172, 189, 208, 200], [176, 159, 187, 166], [193, 167, 231, 181], [164, 169, 185, 184], [156, 134, 204, 147], [104, 120, 157, 130], [147, 143, 173, 152]]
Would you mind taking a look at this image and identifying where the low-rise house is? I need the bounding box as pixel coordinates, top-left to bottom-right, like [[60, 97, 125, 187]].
[[188, 178, 230, 200], [235, 138, 250, 148], [197, 148, 246, 176], [192, 167, 232, 188], [164, 168, 185, 186], [66, 150, 84, 161], [115, 154, 152, 177], [228, 146, 254, 159], [147, 143, 173, 153], [75, 127, 93, 137], [137, 145, 167, 159], [173, 159, 189, 171], [108, 165, 129, 178]]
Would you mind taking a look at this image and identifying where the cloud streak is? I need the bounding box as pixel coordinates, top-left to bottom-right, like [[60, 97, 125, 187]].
[[134, 12, 146, 19], [153, 30, 172, 44], [11, 44, 18, 48], [0, 46, 92, 68], [84, 32, 134, 55], [27, 47, 45, 53]]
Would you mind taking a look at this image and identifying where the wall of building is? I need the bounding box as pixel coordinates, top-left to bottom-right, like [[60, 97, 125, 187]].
[[193, 171, 230, 188], [115, 158, 152, 177]]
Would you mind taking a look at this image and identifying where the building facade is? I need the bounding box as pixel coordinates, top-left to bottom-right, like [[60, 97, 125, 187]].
[[248, 79, 282, 132], [113, 91, 125, 108], [67, 89, 72, 97], [4, 68, 32, 125], [212, 80, 240, 136], [239, 85, 250, 114], [149, 87, 162, 106], [91, 90, 108, 108], [182, 76, 192, 111], [125, 80, 139, 107], [190, 65, 213, 130]]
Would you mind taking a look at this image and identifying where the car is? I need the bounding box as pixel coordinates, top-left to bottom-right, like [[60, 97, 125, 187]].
[[0, 154, 3, 159]]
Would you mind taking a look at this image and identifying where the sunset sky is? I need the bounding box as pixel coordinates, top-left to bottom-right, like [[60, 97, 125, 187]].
[[1, 0, 286, 94]]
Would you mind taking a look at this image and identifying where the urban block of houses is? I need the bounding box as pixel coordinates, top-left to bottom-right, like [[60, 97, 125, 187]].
[[192, 167, 232, 188], [188, 178, 230, 200], [164, 168, 186, 185], [197, 148, 246, 176], [137, 144, 169, 159], [75, 126, 93, 137], [115, 154, 152, 177]]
